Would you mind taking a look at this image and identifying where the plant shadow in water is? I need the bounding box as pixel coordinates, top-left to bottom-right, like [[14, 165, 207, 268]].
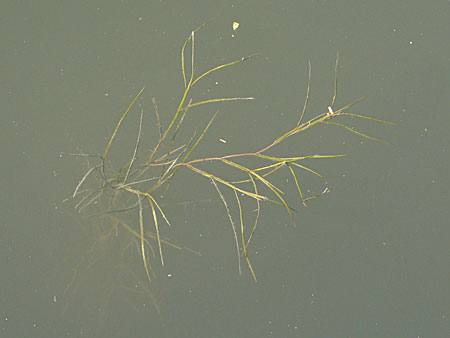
[[61, 193, 164, 329]]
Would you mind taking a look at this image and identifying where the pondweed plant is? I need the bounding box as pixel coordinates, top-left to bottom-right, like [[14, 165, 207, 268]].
[[62, 24, 392, 285]]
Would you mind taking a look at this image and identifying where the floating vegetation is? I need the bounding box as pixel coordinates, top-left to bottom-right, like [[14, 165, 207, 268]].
[[62, 24, 393, 290]]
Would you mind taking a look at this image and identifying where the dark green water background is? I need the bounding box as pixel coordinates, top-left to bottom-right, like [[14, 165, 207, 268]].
[[1, 1, 448, 337]]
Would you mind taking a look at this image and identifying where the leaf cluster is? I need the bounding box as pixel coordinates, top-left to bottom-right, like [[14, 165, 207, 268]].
[[63, 24, 393, 283]]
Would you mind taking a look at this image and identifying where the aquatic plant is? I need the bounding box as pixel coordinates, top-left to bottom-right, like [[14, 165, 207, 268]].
[[62, 24, 392, 284]]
